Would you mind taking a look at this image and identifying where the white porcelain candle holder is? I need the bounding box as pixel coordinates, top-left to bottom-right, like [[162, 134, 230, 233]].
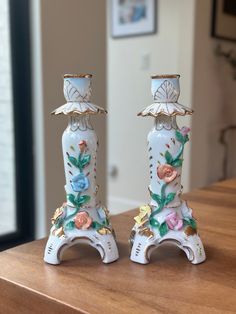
[[44, 74, 119, 264], [130, 74, 206, 265]]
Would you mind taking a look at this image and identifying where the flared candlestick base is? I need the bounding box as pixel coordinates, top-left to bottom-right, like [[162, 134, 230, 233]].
[[44, 228, 119, 264], [130, 202, 206, 265]]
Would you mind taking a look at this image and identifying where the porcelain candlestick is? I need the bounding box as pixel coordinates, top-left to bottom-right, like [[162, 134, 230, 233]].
[[130, 74, 206, 265], [44, 74, 119, 264]]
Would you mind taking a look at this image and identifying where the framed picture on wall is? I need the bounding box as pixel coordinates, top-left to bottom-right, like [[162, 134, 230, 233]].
[[212, 0, 236, 42], [111, 0, 156, 38]]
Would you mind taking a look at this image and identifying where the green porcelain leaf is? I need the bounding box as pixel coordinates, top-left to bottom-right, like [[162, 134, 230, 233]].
[[164, 192, 176, 205], [183, 218, 189, 226], [68, 156, 78, 167], [189, 218, 197, 229], [67, 194, 76, 205], [150, 191, 162, 204], [54, 217, 63, 228], [103, 218, 109, 226], [150, 218, 160, 228], [159, 222, 169, 237], [77, 194, 91, 206], [92, 221, 103, 230], [165, 151, 173, 164], [80, 155, 91, 168], [183, 218, 197, 229], [175, 130, 185, 144], [65, 220, 75, 230], [171, 159, 183, 168]]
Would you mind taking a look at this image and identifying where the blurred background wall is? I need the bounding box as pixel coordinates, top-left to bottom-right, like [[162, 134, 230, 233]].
[[33, 0, 236, 234], [191, 0, 236, 187], [107, 0, 195, 213], [31, 0, 107, 235], [1, 0, 235, 241]]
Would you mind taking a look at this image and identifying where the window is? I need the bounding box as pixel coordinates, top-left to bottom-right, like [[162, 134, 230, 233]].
[[0, 0, 34, 249]]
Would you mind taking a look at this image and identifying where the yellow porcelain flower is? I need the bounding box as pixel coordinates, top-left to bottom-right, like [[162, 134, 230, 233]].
[[98, 227, 112, 235], [140, 205, 151, 215], [51, 207, 63, 225], [51, 203, 67, 225], [134, 205, 151, 226]]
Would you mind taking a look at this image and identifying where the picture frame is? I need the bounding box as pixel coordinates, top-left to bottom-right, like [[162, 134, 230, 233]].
[[111, 0, 156, 38], [212, 0, 236, 42]]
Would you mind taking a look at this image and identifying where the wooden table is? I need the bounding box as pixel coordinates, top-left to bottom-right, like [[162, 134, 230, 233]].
[[0, 179, 236, 313]]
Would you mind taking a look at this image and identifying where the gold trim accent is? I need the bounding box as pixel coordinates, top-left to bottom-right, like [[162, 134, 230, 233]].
[[137, 110, 193, 117], [151, 74, 180, 79], [64, 74, 92, 78], [51, 108, 108, 116], [53, 226, 65, 238], [138, 227, 154, 239], [184, 225, 197, 236]]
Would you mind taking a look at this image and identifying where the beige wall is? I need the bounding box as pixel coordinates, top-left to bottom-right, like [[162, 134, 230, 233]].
[[191, 0, 236, 188], [107, 0, 196, 213], [39, 0, 107, 231]]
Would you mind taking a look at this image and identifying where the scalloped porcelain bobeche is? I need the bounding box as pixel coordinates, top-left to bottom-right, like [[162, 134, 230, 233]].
[[138, 75, 193, 117], [52, 74, 107, 116]]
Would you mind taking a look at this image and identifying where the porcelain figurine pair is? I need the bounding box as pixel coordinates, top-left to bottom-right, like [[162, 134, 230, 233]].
[[44, 74, 206, 266]]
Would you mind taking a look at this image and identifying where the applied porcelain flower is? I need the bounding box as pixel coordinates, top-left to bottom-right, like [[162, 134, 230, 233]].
[[180, 126, 190, 136], [157, 164, 177, 183], [74, 211, 92, 230], [134, 205, 151, 226], [71, 173, 89, 192], [51, 204, 66, 225], [166, 212, 183, 230], [79, 140, 87, 153]]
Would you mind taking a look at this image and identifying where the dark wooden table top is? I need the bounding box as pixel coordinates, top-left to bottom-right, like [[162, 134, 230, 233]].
[[0, 179, 236, 313]]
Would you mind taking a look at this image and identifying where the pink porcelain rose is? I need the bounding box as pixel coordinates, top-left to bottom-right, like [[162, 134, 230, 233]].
[[157, 164, 177, 183], [180, 126, 190, 136], [74, 211, 92, 230], [166, 212, 183, 230], [79, 140, 87, 153]]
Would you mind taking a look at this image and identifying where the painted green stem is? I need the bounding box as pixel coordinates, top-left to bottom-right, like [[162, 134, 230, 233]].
[[174, 144, 184, 162], [161, 183, 167, 198], [64, 208, 80, 222], [78, 152, 83, 173], [65, 192, 81, 222], [150, 183, 167, 218]]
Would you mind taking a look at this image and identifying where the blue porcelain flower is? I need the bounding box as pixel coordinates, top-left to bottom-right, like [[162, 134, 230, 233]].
[[71, 173, 89, 192]]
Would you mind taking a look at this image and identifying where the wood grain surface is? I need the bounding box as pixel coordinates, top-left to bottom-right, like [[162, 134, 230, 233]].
[[0, 179, 236, 313]]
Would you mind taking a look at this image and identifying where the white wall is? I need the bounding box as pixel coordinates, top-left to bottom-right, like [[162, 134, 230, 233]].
[[107, 0, 196, 214], [191, 0, 236, 188], [32, 0, 107, 235]]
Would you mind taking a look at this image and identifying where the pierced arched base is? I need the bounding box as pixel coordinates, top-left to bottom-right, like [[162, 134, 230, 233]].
[[44, 230, 119, 265], [130, 229, 206, 265]]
